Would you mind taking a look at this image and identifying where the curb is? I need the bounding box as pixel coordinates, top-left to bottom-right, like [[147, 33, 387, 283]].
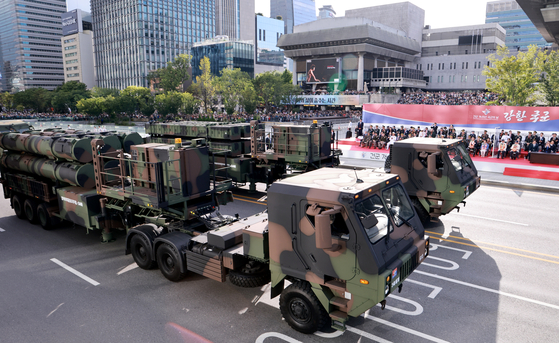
[[481, 179, 559, 193]]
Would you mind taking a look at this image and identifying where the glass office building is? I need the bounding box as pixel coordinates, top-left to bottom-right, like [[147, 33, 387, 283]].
[[0, 0, 65, 92], [270, 0, 316, 34], [486, 0, 551, 50], [92, 0, 215, 89], [256, 15, 284, 66], [191, 40, 254, 78]]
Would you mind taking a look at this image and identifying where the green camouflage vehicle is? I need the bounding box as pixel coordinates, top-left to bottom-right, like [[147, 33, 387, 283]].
[[0, 126, 428, 334], [384, 137, 481, 224]]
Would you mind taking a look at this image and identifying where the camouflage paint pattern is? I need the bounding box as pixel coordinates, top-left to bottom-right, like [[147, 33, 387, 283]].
[[0, 152, 95, 188], [56, 186, 103, 230], [0, 133, 93, 163], [265, 168, 428, 325], [0, 120, 32, 133], [389, 137, 481, 217]]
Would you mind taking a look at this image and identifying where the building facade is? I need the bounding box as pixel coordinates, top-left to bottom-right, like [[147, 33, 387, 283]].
[[191, 38, 254, 79], [486, 0, 551, 51], [255, 15, 285, 75], [270, 0, 316, 34], [92, 0, 215, 89], [0, 0, 65, 92], [215, 0, 255, 41], [61, 9, 95, 89], [317, 5, 335, 19], [417, 23, 506, 91]]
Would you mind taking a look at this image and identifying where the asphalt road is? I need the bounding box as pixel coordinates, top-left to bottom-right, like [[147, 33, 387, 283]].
[[0, 185, 558, 343]]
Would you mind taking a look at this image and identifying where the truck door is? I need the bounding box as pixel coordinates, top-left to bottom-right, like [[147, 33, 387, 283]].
[[413, 150, 449, 192], [296, 200, 357, 281]]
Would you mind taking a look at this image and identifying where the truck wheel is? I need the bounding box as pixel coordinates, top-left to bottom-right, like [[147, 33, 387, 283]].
[[279, 281, 328, 334], [37, 203, 54, 230], [156, 243, 186, 282], [229, 260, 271, 288], [130, 234, 156, 270], [23, 198, 38, 224], [412, 198, 430, 225], [12, 194, 25, 219]]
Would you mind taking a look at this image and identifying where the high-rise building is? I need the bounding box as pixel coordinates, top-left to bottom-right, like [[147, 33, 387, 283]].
[[191, 37, 254, 79], [317, 5, 335, 19], [92, 0, 215, 89], [215, 0, 255, 41], [61, 9, 95, 89], [486, 0, 551, 50], [0, 0, 66, 92], [255, 15, 285, 74], [270, 0, 316, 34]]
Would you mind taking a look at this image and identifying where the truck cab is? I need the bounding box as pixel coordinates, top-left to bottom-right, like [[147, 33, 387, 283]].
[[266, 168, 429, 333], [387, 137, 481, 223]]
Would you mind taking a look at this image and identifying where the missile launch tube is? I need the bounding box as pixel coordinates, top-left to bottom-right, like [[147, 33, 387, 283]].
[[0, 133, 93, 163], [1, 153, 95, 188]]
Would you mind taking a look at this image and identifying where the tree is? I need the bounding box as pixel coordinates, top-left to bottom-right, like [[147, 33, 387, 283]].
[[537, 49, 559, 106], [253, 71, 295, 113], [120, 86, 154, 115], [483, 45, 540, 106], [50, 81, 91, 113], [215, 68, 252, 115], [13, 88, 50, 112], [195, 57, 216, 114], [180, 92, 200, 116], [148, 54, 192, 92], [77, 97, 104, 117], [91, 86, 119, 98], [0, 92, 14, 110], [240, 83, 258, 114], [154, 92, 183, 116]]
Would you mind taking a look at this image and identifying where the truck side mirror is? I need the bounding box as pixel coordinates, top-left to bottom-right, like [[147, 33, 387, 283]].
[[427, 152, 441, 177], [315, 213, 332, 249]]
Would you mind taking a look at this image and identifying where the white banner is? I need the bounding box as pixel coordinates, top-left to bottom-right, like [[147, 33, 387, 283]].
[[293, 95, 362, 106]]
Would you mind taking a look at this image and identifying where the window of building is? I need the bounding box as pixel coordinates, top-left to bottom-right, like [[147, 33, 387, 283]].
[[466, 62, 468, 69], [64, 38, 75, 44], [64, 45, 77, 51], [67, 73, 79, 77], [442, 63, 444, 70], [427, 64, 429, 70], [65, 52, 77, 58], [263, 30, 265, 41], [465, 50, 468, 54], [438, 63, 441, 70], [448, 51, 451, 55], [258, 29, 261, 41], [436, 51, 438, 56]]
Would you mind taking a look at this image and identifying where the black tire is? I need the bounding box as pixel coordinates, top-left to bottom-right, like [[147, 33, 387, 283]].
[[23, 198, 38, 224], [229, 260, 271, 288], [130, 234, 156, 270], [37, 203, 54, 230], [412, 197, 430, 225], [12, 194, 25, 219], [156, 243, 186, 282], [279, 281, 329, 334]]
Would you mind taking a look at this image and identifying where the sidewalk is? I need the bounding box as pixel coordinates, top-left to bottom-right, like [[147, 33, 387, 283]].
[[339, 156, 559, 193]]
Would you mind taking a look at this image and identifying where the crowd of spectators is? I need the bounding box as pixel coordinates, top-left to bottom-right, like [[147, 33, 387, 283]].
[[397, 91, 500, 105], [353, 121, 559, 159], [0, 111, 90, 120]]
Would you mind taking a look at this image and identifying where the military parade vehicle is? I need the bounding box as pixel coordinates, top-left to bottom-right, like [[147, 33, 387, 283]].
[[147, 120, 341, 190], [0, 126, 428, 334], [384, 137, 481, 224]]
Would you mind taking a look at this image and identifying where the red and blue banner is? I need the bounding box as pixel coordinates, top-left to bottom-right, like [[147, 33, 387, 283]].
[[363, 104, 559, 131]]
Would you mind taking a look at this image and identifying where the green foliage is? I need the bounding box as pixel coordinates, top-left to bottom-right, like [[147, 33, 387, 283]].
[[154, 92, 183, 116], [13, 88, 51, 112], [253, 71, 298, 112], [180, 92, 200, 115], [50, 81, 91, 113], [77, 97, 104, 117], [537, 49, 559, 106], [195, 57, 216, 114], [148, 54, 192, 92], [120, 86, 154, 115], [0, 92, 14, 110], [240, 83, 258, 114], [91, 87, 119, 98], [215, 68, 253, 115], [483, 45, 540, 106]]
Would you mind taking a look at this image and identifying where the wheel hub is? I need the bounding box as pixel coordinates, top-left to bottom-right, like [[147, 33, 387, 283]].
[[290, 299, 310, 322]]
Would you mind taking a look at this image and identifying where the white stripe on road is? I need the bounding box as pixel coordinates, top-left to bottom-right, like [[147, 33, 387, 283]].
[[422, 256, 460, 271], [405, 279, 443, 299], [430, 244, 472, 259], [46, 303, 64, 318], [117, 262, 139, 275], [50, 258, 100, 286], [451, 213, 529, 226], [376, 294, 423, 316], [362, 312, 450, 343], [0, 227, 5, 232], [346, 326, 393, 343], [415, 270, 559, 310]]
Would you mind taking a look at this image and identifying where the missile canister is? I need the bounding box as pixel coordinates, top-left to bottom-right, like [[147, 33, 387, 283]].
[[0, 133, 93, 163], [1, 153, 95, 188]]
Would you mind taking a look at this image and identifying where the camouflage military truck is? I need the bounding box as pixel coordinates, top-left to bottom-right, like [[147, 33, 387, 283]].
[[384, 137, 481, 224], [0, 120, 33, 133], [147, 120, 341, 190], [0, 127, 428, 334]]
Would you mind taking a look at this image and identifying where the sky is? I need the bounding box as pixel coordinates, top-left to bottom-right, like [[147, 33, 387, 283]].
[[67, 0, 492, 29]]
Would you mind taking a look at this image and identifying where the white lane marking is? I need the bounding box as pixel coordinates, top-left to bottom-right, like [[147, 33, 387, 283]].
[[0, 228, 5, 232], [256, 332, 302, 343], [430, 244, 472, 259], [117, 262, 139, 275], [46, 303, 64, 318], [405, 279, 443, 299], [257, 195, 267, 202], [50, 258, 100, 286], [451, 213, 529, 227], [376, 294, 423, 315], [238, 307, 248, 314], [422, 256, 459, 271], [314, 330, 344, 338], [363, 312, 451, 343], [415, 270, 559, 310], [346, 326, 393, 343]]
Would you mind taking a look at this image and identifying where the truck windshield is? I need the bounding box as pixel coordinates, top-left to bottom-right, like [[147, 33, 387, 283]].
[[382, 184, 415, 227], [446, 145, 472, 172], [355, 194, 391, 244]]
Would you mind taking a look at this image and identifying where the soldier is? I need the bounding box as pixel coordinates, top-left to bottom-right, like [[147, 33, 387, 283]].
[[538, 132, 546, 150], [356, 119, 364, 137], [524, 132, 533, 151], [359, 131, 371, 148], [370, 131, 379, 148], [377, 132, 387, 149], [526, 139, 539, 160], [480, 130, 489, 141], [373, 125, 380, 135]]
